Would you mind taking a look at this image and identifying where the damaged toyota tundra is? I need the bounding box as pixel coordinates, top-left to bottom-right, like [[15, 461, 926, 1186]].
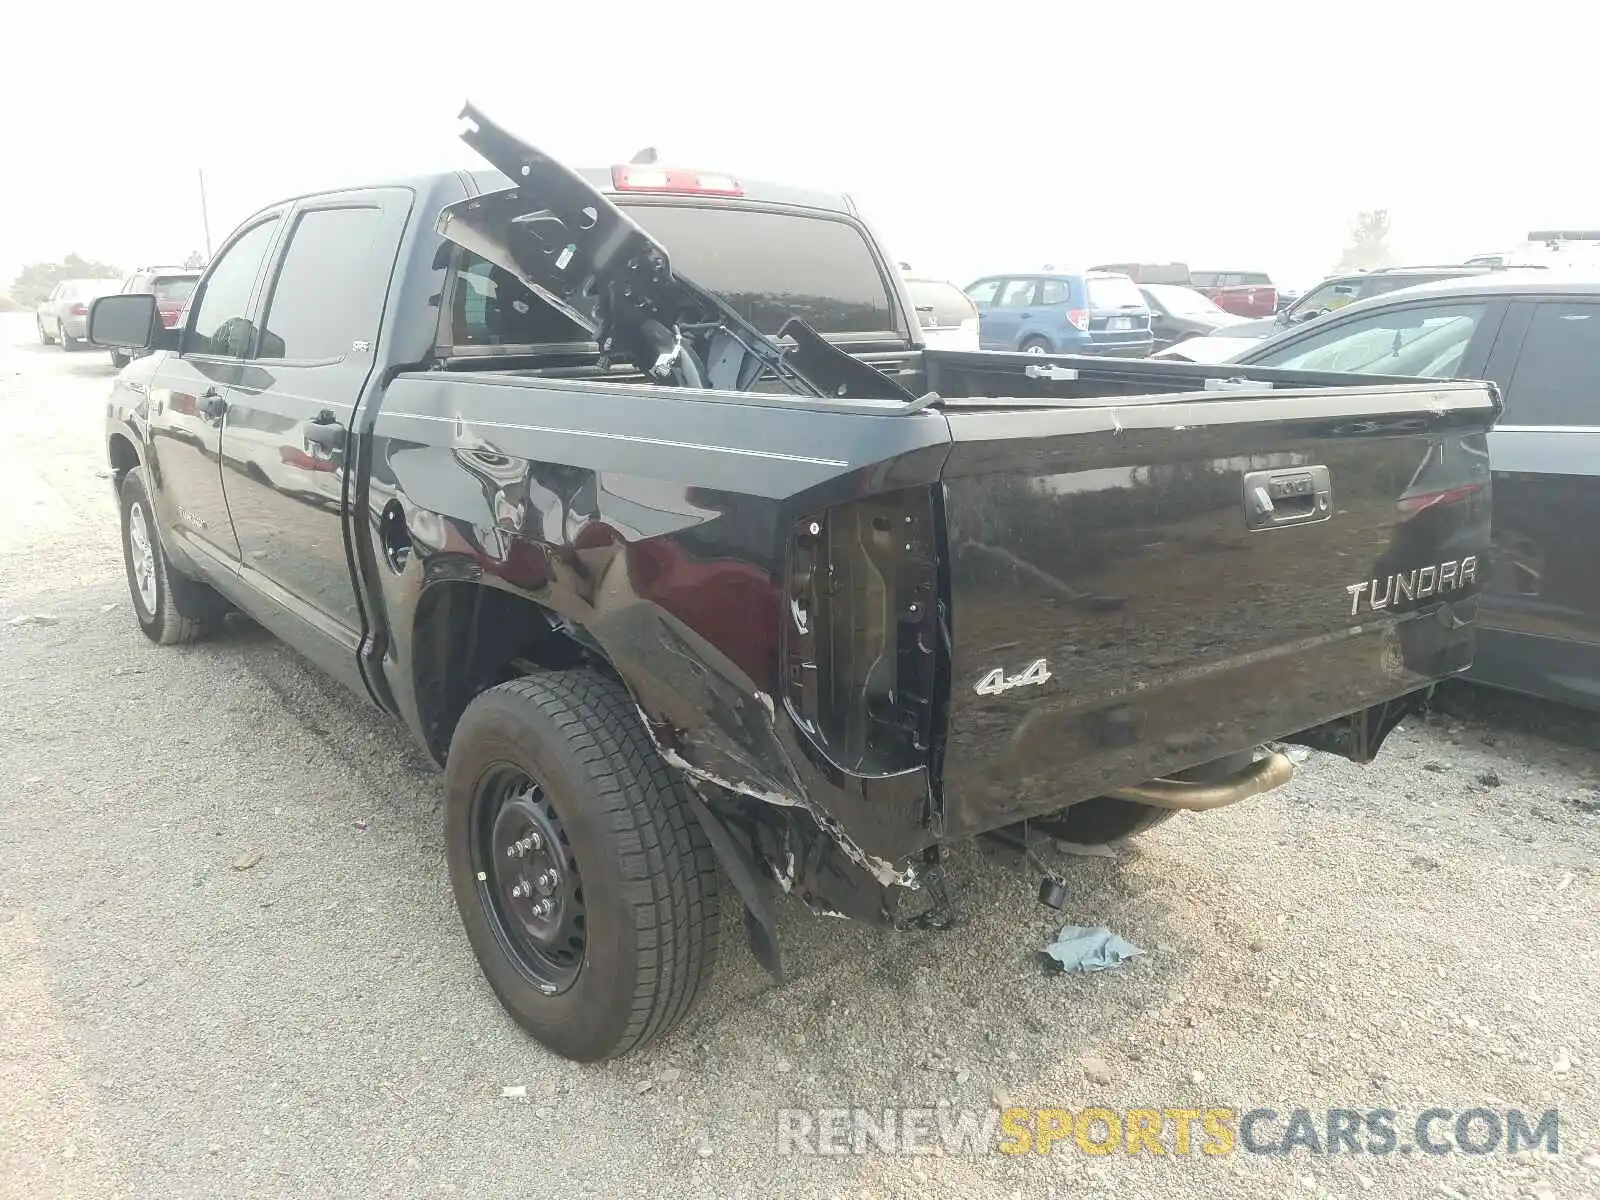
[[92, 106, 1497, 1062]]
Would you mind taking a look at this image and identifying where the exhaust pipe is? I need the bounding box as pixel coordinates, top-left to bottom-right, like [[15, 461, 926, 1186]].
[[1108, 751, 1295, 812]]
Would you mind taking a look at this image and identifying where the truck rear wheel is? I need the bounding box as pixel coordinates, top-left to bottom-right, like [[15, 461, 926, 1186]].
[[444, 671, 720, 1062], [119, 468, 229, 644]]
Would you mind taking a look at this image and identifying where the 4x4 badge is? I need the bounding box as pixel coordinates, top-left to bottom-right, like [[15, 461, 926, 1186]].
[[974, 658, 1052, 696]]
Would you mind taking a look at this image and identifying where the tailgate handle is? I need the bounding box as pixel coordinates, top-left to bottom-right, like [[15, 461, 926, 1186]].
[[1023, 363, 1079, 381], [1243, 466, 1332, 530]]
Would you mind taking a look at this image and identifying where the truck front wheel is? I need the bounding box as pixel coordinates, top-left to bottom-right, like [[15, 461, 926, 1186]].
[[444, 671, 721, 1062], [119, 468, 229, 644]]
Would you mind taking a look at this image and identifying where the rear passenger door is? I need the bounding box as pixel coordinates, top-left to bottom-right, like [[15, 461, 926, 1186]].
[[986, 278, 1039, 351], [1478, 298, 1600, 653], [218, 188, 411, 674]]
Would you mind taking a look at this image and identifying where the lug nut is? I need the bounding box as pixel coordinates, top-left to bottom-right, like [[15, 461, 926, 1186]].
[[532, 899, 552, 918], [510, 881, 530, 899], [527, 832, 543, 851], [538, 870, 557, 892]]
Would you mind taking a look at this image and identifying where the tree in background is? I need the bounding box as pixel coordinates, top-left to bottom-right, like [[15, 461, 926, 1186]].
[[1334, 210, 1396, 272], [8, 253, 123, 308]]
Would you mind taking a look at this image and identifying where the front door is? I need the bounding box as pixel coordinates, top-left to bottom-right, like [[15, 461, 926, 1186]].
[[219, 190, 410, 654], [146, 214, 284, 568]]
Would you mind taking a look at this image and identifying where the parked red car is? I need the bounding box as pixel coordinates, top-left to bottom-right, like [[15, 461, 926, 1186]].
[[1190, 269, 1277, 318]]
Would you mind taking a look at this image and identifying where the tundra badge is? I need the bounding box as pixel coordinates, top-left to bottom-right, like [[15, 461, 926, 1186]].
[[1347, 556, 1477, 615], [974, 658, 1052, 696]]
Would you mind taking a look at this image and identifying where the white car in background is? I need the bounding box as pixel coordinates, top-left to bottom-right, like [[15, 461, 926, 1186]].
[[902, 272, 980, 351], [36, 277, 122, 351], [1151, 334, 1264, 364]]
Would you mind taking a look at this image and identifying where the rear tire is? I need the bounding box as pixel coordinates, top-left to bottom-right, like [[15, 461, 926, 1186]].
[[444, 671, 721, 1062], [60, 323, 80, 352], [38, 319, 57, 345], [119, 468, 228, 644], [1021, 337, 1051, 355], [110, 350, 131, 369]]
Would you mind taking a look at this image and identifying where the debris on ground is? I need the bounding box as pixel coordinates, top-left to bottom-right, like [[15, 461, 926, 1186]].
[[8, 613, 60, 627], [231, 850, 264, 871], [1039, 924, 1144, 974], [500, 1085, 527, 1100], [1052, 840, 1119, 859]]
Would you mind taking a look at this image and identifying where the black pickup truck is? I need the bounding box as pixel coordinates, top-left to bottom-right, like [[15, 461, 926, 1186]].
[[91, 106, 1497, 1062]]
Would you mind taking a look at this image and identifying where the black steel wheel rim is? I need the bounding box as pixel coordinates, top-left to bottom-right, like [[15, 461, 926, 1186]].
[[470, 763, 587, 994]]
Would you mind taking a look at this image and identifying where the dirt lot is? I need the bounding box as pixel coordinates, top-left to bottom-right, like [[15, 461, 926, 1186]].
[[1, 312, 1596, 1200]]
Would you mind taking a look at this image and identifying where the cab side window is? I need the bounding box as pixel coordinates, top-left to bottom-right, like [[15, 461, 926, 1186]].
[[446, 251, 589, 349], [186, 219, 280, 357], [256, 206, 386, 362], [1502, 301, 1600, 426]]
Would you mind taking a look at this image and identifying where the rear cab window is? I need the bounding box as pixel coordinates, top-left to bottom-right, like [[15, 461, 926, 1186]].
[[622, 203, 896, 337], [445, 200, 902, 351]]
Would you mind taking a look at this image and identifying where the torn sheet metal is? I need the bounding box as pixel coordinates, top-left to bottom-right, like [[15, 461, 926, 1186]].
[[634, 703, 919, 889]]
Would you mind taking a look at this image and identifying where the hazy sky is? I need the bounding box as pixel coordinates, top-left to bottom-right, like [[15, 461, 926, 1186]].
[[5, 1, 1596, 293]]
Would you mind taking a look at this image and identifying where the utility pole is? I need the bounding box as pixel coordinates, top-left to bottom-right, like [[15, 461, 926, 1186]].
[[198, 169, 213, 259]]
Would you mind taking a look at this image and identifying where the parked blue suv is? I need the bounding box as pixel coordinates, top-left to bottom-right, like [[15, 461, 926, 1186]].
[[964, 270, 1154, 356]]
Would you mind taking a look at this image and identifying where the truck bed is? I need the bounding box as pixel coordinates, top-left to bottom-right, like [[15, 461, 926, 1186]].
[[366, 348, 1496, 866]]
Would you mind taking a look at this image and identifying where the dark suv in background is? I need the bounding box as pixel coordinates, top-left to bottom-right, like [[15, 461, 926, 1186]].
[[964, 270, 1152, 356], [1233, 271, 1600, 711]]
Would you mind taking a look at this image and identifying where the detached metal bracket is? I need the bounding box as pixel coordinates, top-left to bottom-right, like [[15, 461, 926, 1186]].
[[1024, 363, 1079, 381]]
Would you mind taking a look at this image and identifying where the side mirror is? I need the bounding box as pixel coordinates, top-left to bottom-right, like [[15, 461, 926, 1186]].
[[89, 294, 169, 351]]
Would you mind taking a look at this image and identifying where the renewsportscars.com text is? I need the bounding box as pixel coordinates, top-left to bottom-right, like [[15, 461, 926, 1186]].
[[776, 1106, 1561, 1158]]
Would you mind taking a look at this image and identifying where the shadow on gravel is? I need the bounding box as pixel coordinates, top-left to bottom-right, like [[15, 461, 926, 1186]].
[[1431, 679, 1600, 753], [188, 608, 1196, 1076]]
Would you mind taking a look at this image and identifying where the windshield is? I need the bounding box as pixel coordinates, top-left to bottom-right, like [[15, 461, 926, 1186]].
[[1251, 304, 1488, 377], [1085, 276, 1145, 310], [1143, 284, 1224, 316], [620, 203, 896, 336], [905, 278, 976, 328]]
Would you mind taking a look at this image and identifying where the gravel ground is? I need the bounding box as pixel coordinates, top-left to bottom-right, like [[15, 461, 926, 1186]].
[[1, 311, 1597, 1200]]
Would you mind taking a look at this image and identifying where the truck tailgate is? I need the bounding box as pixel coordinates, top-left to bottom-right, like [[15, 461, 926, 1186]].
[[935, 379, 1496, 837]]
